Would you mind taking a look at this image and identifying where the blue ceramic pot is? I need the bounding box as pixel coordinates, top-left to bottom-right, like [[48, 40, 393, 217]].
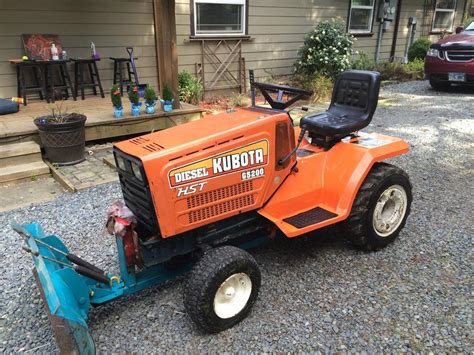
[[160, 99, 174, 112], [113, 106, 123, 119], [145, 101, 156, 114], [131, 102, 142, 117]]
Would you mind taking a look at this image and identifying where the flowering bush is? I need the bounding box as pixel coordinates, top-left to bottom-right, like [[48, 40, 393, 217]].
[[294, 20, 354, 78], [110, 84, 122, 108]]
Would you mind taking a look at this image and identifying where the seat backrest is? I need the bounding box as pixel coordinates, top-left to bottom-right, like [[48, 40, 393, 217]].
[[328, 70, 381, 125]]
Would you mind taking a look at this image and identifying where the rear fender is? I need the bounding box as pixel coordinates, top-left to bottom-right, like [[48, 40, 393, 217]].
[[257, 133, 409, 237]]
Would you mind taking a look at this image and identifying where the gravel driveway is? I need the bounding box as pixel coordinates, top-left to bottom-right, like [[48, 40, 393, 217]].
[[1, 81, 473, 353]]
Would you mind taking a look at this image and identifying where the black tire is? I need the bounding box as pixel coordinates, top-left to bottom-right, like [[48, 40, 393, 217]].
[[339, 162, 412, 251], [184, 246, 261, 333], [429, 78, 450, 91]]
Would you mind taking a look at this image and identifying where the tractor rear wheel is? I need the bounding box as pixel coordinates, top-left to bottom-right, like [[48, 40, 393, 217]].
[[184, 246, 261, 333], [340, 162, 412, 251]]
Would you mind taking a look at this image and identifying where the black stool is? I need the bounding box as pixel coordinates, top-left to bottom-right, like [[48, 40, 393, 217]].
[[110, 57, 135, 96], [43, 60, 76, 103], [72, 58, 104, 100], [12, 61, 47, 106]]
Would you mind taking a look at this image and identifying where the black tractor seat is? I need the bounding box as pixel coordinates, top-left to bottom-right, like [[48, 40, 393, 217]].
[[300, 70, 381, 148]]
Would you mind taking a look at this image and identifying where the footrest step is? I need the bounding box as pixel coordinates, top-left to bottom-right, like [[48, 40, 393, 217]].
[[283, 207, 338, 229]]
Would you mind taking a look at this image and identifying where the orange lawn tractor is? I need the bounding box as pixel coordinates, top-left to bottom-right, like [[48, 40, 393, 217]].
[[15, 70, 412, 354]]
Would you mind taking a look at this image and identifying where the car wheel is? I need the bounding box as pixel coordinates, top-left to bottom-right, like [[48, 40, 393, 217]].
[[184, 245, 261, 333], [429, 78, 450, 91], [339, 162, 412, 251]]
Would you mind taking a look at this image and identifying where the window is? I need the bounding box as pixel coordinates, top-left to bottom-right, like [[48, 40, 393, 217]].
[[348, 0, 375, 34], [193, 0, 247, 37], [432, 0, 457, 32]]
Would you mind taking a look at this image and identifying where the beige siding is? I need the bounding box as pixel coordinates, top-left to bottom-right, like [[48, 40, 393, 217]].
[[0, 0, 158, 98], [176, 0, 352, 87]]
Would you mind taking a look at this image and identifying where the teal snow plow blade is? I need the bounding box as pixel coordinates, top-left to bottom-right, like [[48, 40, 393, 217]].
[[13, 222, 193, 355], [13, 223, 124, 355]]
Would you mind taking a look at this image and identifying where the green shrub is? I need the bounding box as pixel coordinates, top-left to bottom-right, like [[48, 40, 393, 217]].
[[178, 71, 203, 104], [229, 93, 249, 107], [161, 83, 174, 102], [144, 85, 157, 103], [294, 73, 334, 103], [294, 20, 354, 79], [464, 17, 474, 26], [408, 38, 431, 62], [351, 52, 378, 71]]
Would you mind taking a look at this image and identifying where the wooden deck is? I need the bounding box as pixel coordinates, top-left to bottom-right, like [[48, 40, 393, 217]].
[[0, 97, 203, 144]]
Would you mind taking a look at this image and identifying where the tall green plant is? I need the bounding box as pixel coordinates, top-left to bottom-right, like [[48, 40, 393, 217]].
[[294, 20, 354, 78], [144, 85, 157, 103], [128, 84, 140, 105], [178, 71, 203, 104], [161, 83, 174, 102], [111, 84, 122, 108]]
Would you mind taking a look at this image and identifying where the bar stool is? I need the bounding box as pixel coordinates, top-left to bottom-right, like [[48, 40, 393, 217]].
[[43, 60, 76, 103], [110, 57, 135, 96], [72, 58, 105, 100], [11, 60, 47, 106]]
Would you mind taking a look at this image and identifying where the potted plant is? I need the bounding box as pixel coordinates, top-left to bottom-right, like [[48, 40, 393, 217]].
[[144, 85, 157, 114], [111, 84, 123, 118], [34, 102, 86, 165], [160, 83, 174, 112], [128, 84, 141, 116]]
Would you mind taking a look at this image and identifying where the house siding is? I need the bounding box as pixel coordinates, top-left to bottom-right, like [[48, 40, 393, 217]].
[[176, 0, 468, 90], [0, 0, 468, 99], [0, 0, 158, 99]]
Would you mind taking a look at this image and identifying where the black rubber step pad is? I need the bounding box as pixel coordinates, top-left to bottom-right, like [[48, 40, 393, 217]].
[[283, 207, 338, 229]]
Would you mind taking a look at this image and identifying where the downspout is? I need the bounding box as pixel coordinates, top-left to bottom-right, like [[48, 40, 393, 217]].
[[390, 0, 403, 61]]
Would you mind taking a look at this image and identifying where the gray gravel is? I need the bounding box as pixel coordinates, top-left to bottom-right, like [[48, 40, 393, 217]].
[[1, 80, 473, 353]]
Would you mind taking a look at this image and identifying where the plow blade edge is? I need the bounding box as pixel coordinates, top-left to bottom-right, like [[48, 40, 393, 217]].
[[20, 223, 96, 355]]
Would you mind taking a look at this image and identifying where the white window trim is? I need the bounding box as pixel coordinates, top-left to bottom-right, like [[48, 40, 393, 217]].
[[193, 0, 247, 37], [348, 1, 375, 34], [431, 0, 457, 32]]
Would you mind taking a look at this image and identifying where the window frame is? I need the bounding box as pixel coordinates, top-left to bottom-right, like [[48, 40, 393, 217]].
[[347, 0, 376, 34], [191, 0, 249, 38], [431, 0, 457, 32]]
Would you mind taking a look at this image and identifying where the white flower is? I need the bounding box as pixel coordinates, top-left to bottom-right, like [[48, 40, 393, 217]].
[[315, 36, 319, 41], [322, 31, 326, 35]]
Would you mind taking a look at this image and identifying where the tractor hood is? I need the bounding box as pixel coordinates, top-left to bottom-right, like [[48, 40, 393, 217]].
[[113, 107, 277, 161]]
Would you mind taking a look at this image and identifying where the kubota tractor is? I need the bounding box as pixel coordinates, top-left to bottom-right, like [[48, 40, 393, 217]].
[[15, 70, 412, 354]]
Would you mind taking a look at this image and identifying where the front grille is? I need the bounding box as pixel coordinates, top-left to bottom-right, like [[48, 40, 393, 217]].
[[446, 50, 474, 62], [114, 148, 159, 235], [188, 194, 255, 224], [186, 181, 254, 209]]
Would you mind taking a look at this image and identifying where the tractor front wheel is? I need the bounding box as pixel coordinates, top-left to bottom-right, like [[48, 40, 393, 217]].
[[340, 162, 412, 251], [184, 246, 261, 333]]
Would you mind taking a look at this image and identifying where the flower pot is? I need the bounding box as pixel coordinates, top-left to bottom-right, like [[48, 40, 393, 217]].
[[34, 114, 86, 166], [145, 101, 156, 114], [113, 106, 123, 118], [160, 99, 174, 112], [131, 103, 142, 116]]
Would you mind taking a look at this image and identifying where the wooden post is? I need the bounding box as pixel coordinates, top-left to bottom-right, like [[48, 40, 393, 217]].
[[153, 0, 180, 109]]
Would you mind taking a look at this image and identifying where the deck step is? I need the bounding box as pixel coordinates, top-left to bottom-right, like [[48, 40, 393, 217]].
[[0, 141, 41, 158], [0, 161, 50, 183], [0, 141, 43, 167]]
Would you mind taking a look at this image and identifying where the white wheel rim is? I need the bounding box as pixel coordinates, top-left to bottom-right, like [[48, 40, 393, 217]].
[[372, 184, 408, 237], [213, 273, 252, 319]]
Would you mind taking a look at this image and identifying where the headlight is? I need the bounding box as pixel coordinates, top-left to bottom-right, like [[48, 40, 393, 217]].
[[426, 48, 439, 57], [130, 161, 143, 181], [116, 156, 127, 171]]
